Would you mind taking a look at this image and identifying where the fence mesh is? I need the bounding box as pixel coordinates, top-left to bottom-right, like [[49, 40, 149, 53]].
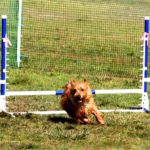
[[21, 0, 145, 78], [0, 0, 150, 112], [0, 1, 149, 80], [0, 0, 18, 66]]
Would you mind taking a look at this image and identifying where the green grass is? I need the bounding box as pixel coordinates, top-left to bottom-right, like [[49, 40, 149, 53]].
[[1, 0, 150, 149], [1, 113, 150, 149]]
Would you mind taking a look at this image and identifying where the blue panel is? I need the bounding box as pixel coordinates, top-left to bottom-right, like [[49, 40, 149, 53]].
[[143, 17, 149, 93], [92, 90, 95, 94], [143, 108, 150, 113], [56, 90, 96, 95], [145, 19, 149, 33], [1, 17, 6, 95], [56, 90, 64, 95]]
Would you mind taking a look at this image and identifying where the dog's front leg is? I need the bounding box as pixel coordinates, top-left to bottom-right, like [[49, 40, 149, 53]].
[[83, 118, 92, 124], [75, 118, 84, 124], [92, 109, 104, 125]]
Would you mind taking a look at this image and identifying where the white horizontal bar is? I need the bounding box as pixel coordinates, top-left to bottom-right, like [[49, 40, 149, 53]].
[[100, 109, 144, 112], [94, 89, 142, 94], [8, 109, 145, 115], [12, 110, 67, 115], [6, 91, 56, 96], [6, 89, 142, 96]]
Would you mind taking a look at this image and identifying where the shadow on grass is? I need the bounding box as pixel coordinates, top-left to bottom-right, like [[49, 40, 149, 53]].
[[47, 116, 98, 126], [47, 116, 75, 124]]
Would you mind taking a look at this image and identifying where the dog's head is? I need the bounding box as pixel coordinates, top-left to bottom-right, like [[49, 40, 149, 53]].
[[69, 79, 92, 103]]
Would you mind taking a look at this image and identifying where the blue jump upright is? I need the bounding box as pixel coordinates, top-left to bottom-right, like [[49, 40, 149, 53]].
[[1, 15, 7, 95], [0, 15, 7, 111], [142, 16, 149, 112]]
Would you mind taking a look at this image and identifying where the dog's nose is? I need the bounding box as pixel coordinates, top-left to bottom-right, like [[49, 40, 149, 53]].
[[77, 95, 81, 100]]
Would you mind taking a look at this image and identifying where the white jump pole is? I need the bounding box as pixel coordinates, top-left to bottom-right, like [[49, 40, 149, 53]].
[[17, 0, 22, 67]]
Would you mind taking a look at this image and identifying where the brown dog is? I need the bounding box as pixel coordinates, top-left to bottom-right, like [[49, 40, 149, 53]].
[[60, 79, 104, 124]]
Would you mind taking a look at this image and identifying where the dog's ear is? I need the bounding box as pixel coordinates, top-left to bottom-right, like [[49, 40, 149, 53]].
[[83, 79, 89, 87], [84, 79, 87, 83], [84, 79, 92, 94], [83, 79, 88, 84], [71, 80, 76, 86]]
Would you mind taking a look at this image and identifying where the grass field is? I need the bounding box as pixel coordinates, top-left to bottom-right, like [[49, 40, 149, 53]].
[[1, 113, 150, 149], [0, 0, 150, 149]]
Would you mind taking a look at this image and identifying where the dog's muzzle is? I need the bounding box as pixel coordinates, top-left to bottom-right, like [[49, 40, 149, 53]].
[[76, 95, 82, 103]]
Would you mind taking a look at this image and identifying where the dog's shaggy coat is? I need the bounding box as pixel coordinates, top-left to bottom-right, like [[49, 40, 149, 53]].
[[60, 79, 104, 124]]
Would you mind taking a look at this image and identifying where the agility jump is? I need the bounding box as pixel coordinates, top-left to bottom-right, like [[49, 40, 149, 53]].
[[0, 15, 149, 115]]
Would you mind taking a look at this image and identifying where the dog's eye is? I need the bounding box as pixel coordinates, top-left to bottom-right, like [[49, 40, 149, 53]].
[[71, 89, 76, 94]]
